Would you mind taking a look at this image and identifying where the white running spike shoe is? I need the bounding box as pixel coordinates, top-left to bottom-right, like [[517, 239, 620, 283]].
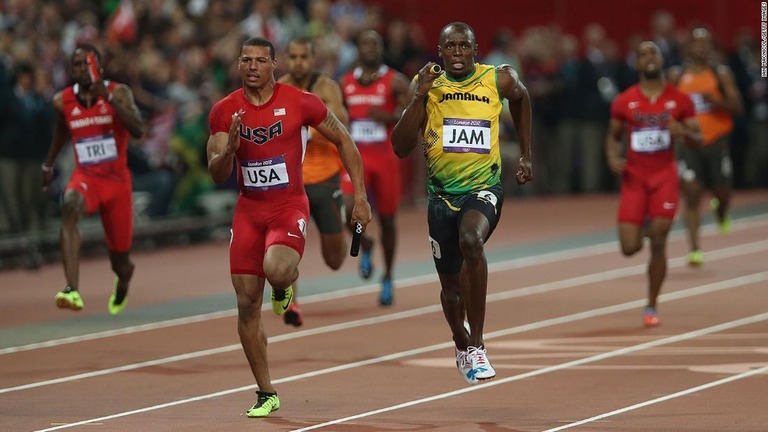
[[466, 345, 496, 381], [455, 348, 476, 384]]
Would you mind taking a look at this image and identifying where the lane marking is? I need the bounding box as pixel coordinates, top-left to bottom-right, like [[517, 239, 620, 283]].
[[543, 364, 768, 431], [4, 216, 766, 355], [28, 273, 768, 431], [289, 313, 768, 432], [2, 239, 766, 394]]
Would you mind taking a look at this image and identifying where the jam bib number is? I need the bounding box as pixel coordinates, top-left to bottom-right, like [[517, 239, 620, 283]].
[[442, 118, 491, 154]]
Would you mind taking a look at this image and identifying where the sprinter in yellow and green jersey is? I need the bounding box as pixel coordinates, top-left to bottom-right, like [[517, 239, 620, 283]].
[[392, 22, 533, 386]]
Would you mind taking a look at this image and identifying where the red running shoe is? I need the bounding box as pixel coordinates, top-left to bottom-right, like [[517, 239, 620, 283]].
[[643, 307, 660, 328], [283, 303, 303, 327]]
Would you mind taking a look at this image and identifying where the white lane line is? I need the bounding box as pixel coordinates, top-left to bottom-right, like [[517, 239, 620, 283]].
[[29, 273, 768, 431], [3, 238, 766, 395], [290, 312, 768, 432], [4, 215, 766, 356], [543, 364, 768, 432], [0, 244, 615, 356], [0, 310, 237, 355]]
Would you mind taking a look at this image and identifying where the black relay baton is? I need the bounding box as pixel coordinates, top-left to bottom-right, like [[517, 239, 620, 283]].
[[350, 222, 363, 257]]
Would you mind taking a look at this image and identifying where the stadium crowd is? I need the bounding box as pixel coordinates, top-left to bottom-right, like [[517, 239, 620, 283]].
[[0, 0, 765, 250]]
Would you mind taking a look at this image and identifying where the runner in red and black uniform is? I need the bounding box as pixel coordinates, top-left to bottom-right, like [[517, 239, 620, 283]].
[[341, 29, 410, 306], [606, 41, 701, 328], [207, 37, 370, 418], [43, 45, 146, 315]]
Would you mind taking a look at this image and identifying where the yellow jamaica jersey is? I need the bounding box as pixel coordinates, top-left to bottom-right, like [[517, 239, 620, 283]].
[[422, 63, 503, 195]]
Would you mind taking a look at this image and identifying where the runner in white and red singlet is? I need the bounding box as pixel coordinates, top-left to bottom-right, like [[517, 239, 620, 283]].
[[206, 37, 371, 418], [43, 44, 146, 316], [606, 41, 701, 328], [340, 29, 409, 306]]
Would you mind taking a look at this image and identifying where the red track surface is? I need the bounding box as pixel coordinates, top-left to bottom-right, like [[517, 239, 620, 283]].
[[1, 192, 767, 431]]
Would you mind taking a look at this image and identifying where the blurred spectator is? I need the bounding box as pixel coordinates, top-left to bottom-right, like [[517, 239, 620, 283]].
[[483, 28, 522, 74], [328, 13, 359, 78], [729, 28, 767, 188], [0, 63, 54, 234], [572, 23, 619, 193], [520, 26, 566, 194], [128, 144, 177, 219], [383, 19, 428, 79], [168, 99, 214, 215], [617, 32, 643, 91], [0, 0, 762, 254], [277, 0, 308, 48], [650, 9, 682, 67], [555, 33, 581, 194], [240, 0, 286, 48]]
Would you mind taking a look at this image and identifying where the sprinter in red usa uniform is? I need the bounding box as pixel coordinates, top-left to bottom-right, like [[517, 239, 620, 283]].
[[606, 41, 701, 328], [207, 37, 370, 418], [43, 45, 146, 316]]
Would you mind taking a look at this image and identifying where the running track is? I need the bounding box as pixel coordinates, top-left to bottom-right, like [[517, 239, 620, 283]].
[[1, 192, 767, 431]]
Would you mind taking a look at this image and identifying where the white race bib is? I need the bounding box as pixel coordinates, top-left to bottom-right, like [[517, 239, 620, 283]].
[[631, 128, 671, 153], [74, 134, 118, 165], [689, 93, 712, 114], [350, 119, 387, 143], [241, 156, 289, 191], [442, 118, 491, 154]]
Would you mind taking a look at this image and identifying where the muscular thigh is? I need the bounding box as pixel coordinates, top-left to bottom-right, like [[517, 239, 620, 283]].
[[230, 199, 268, 277], [306, 174, 344, 235], [230, 196, 309, 277], [618, 168, 648, 225], [98, 180, 134, 252], [367, 151, 401, 217], [428, 184, 503, 274], [678, 138, 732, 189], [66, 171, 100, 215], [428, 195, 461, 275], [700, 137, 733, 189], [647, 165, 679, 220]]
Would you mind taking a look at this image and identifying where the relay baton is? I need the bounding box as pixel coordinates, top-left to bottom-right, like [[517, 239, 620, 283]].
[[430, 64, 442, 74], [350, 222, 363, 257], [86, 52, 101, 83]]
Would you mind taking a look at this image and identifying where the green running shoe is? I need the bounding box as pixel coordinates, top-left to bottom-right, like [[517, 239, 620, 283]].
[[271, 285, 294, 316], [108, 277, 128, 316], [55, 287, 83, 311], [245, 391, 280, 418], [710, 198, 731, 234], [687, 249, 704, 266]]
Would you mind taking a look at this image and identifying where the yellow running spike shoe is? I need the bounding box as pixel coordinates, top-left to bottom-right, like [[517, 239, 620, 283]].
[[55, 288, 83, 311], [245, 391, 280, 418], [271, 285, 294, 316]]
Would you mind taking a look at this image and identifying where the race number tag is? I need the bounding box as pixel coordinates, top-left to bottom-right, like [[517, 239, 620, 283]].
[[631, 127, 671, 153], [74, 134, 118, 165], [350, 119, 387, 144], [442, 118, 491, 154], [689, 93, 712, 114], [241, 156, 289, 191]]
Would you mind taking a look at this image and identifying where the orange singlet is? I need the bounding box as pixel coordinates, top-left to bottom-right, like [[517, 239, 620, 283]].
[[676, 67, 733, 145], [303, 126, 343, 185]]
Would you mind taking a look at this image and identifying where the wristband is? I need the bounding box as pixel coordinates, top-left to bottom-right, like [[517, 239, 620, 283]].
[[41, 163, 53, 173]]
